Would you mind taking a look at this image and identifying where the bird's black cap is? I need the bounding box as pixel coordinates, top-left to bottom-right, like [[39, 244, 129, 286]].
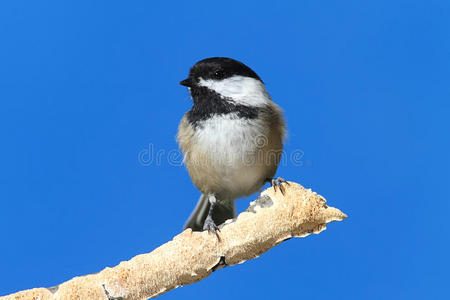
[[180, 57, 262, 86]]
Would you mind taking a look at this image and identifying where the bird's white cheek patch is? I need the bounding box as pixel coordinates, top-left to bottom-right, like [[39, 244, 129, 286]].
[[198, 76, 271, 107]]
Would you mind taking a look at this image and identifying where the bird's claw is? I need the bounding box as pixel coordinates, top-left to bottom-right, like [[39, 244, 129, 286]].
[[269, 177, 290, 196], [203, 216, 221, 241]]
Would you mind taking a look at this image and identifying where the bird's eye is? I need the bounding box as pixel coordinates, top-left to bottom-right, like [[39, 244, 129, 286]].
[[214, 70, 225, 79]]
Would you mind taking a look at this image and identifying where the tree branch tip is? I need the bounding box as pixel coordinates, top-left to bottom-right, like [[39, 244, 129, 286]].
[[1, 181, 346, 300]]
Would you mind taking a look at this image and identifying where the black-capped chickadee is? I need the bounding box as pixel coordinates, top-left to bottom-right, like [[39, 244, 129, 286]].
[[177, 57, 287, 236]]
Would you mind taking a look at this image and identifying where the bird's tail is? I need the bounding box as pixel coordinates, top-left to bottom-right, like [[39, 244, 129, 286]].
[[184, 194, 235, 231]]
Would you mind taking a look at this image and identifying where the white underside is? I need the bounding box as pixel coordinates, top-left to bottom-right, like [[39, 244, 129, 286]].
[[193, 113, 271, 198]]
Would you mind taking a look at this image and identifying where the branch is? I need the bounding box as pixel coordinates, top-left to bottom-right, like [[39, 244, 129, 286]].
[[1, 182, 347, 300]]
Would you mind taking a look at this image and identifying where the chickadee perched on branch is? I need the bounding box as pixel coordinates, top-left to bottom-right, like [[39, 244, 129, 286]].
[[178, 57, 288, 237]]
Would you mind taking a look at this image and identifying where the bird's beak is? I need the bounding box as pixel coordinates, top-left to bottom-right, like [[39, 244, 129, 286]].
[[179, 78, 193, 87]]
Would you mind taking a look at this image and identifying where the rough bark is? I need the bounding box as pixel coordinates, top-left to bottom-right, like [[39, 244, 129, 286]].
[[1, 182, 347, 300]]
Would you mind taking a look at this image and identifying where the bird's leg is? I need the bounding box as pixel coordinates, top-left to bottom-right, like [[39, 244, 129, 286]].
[[203, 194, 221, 241], [265, 177, 290, 195]]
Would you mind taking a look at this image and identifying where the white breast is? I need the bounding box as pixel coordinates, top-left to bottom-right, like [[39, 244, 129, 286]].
[[193, 114, 270, 197], [194, 114, 266, 162]]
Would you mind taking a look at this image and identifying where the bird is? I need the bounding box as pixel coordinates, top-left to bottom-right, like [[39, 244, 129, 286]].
[[177, 57, 287, 237]]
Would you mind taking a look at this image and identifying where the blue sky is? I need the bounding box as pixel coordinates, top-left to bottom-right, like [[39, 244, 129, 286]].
[[1, 1, 449, 299]]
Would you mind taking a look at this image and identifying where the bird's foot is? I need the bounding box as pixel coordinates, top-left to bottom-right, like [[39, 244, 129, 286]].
[[203, 216, 221, 241], [266, 177, 290, 195]]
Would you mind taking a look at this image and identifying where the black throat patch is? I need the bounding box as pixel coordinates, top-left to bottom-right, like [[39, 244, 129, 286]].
[[187, 86, 260, 127]]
